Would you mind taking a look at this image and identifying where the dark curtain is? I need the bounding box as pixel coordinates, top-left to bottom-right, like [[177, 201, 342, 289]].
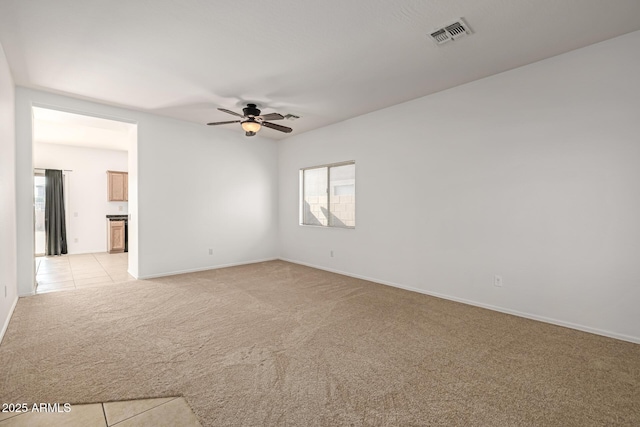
[[45, 169, 68, 256]]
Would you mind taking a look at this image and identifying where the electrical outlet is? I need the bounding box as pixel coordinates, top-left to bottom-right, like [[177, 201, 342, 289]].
[[4, 285, 6, 298], [330, 250, 334, 258], [74, 238, 78, 243], [118, 205, 123, 211], [208, 249, 213, 255], [494, 275, 503, 287]]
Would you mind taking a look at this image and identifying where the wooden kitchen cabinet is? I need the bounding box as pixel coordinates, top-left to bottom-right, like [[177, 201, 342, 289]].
[[107, 171, 128, 201], [108, 220, 125, 253]]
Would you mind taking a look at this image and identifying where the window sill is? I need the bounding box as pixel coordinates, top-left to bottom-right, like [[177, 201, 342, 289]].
[[299, 224, 355, 230]]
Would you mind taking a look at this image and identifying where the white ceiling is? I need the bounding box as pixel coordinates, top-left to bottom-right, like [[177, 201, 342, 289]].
[[2, 0, 640, 140], [32, 107, 135, 151]]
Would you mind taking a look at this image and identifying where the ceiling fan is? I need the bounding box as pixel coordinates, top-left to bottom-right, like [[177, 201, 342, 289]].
[[207, 103, 293, 136]]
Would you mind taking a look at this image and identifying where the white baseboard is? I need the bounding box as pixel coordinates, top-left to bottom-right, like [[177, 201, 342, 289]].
[[136, 257, 279, 280], [279, 258, 640, 344], [0, 295, 19, 345]]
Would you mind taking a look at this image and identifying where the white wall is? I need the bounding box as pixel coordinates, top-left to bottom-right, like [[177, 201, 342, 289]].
[[135, 115, 279, 277], [33, 142, 129, 254], [0, 42, 18, 342], [16, 89, 279, 295], [279, 31, 640, 343]]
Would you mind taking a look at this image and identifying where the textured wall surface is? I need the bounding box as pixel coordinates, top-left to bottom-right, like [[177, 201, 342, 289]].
[[279, 31, 640, 342], [0, 43, 17, 342]]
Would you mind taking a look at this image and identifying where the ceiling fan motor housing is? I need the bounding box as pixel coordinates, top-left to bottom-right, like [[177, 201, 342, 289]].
[[243, 104, 261, 117]]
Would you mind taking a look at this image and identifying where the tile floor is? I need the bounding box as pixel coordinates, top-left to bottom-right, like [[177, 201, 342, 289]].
[[0, 397, 201, 426], [36, 252, 135, 294]]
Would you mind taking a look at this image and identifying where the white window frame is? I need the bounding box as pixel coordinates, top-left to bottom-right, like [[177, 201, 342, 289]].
[[299, 160, 355, 229]]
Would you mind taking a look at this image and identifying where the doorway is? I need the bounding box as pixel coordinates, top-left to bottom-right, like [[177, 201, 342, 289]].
[[32, 106, 137, 293]]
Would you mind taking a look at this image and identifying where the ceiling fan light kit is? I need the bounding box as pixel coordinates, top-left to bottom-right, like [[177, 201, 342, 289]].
[[207, 103, 293, 137], [241, 118, 261, 133]]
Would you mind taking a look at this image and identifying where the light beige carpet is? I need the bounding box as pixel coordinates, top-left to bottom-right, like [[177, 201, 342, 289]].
[[1, 260, 638, 426]]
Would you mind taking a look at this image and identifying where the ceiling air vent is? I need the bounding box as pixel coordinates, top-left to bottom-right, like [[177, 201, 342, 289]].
[[429, 18, 472, 45]]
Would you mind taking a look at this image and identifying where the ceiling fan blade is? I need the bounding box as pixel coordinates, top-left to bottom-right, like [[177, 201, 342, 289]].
[[258, 113, 284, 121], [218, 108, 244, 117], [263, 121, 293, 133], [207, 120, 241, 126]]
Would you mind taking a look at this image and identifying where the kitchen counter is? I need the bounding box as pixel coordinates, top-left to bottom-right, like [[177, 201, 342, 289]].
[[106, 214, 128, 220]]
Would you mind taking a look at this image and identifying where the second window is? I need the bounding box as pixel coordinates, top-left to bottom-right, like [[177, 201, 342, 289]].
[[301, 161, 355, 228]]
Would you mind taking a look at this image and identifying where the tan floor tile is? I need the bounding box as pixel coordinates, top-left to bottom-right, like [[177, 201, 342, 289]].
[[98, 253, 126, 259], [70, 262, 103, 270], [69, 261, 102, 268], [32, 252, 127, 294], [99, 266, 126, 272], [102, 261, 128, 267], [36, 273, 74, 284], [103, 264, 128, 269], [37, 261, 71, 268], [37, 266, 72, 275], [69, 254, 99, 260], [75, 276, 114, 287], [36, 281, 76, 293], [108, 252, 127, 258], [38, 263, 71, 271], [109, 397, 200, 427], [37, 262, 70, 270], [98, 263, 128, 269], [0, 403, 106, 426], [39, 257, 68, 261], [38, 258, 70, 265], [70, 262, 103, 268], [69, 258, 100, 263], [69, 254, 98, 259], [72, 271, 110, 280], [104, 270, 129, 278], [38, 261, 70, 267], [70, 269, 108, 277], [103, 397, 176, 426]]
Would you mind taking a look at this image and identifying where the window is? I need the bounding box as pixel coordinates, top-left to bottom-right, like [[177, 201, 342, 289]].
[[300, 161, 355, 228]]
